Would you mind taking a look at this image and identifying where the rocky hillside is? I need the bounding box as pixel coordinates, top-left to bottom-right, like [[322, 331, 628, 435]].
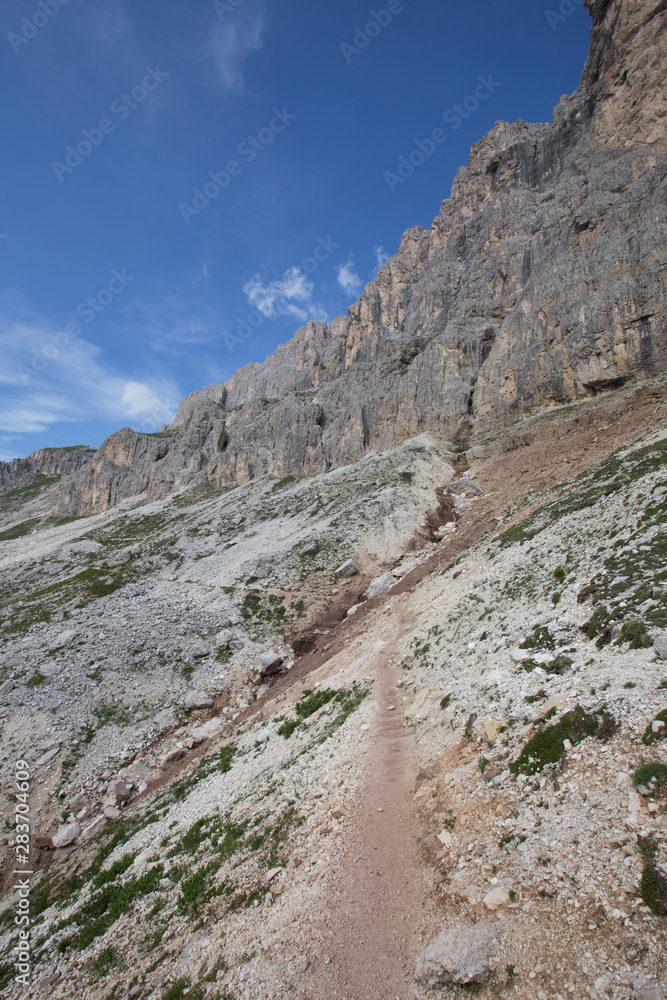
[[1, 2, 666, 999], [1, 373, 666, 1000], [41, 0, 666, 518]]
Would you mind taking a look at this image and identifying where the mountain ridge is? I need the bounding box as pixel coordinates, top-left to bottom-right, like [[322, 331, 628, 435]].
[[3, 0, 666, 520]]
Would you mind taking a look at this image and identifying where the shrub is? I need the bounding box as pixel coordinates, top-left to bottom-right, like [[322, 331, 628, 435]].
[[620, 619, 653, 649], [509, 707, 613, 776], [639, 838, 667, 916], [642, 709, 667, 746], [633, 762, 667, 791]]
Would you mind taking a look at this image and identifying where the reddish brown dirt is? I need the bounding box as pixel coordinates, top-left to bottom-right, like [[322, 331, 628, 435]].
[[306, 596, 431, 1000]]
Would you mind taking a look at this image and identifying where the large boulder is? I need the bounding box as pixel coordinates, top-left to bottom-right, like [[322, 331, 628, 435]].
[[257, 651, 285, 680], [184, 690, 213, 709], [51, 822, 80, 849], [415, 924, 500, 987], [335, 559, 359, 578], [82, 816, 107, 840], [653, 633, 667, 659], [366, 573, 395, 599], [190, 641, 211, 659]]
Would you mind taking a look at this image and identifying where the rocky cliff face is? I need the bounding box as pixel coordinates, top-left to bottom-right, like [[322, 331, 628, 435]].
[[53, 0, 666, 516], [0, 446, 96, 492]]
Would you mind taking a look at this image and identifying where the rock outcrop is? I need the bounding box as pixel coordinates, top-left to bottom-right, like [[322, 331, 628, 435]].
[[54, 0, 666, 516], [0, 445, 96, 492]]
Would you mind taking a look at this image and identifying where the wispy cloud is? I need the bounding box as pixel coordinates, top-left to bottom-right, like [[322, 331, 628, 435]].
[[337, 257, 363, 298], [0, 309, 180, 448], [207, 0, 266, 93], [374, 246, 391, 273], [243, 266, 327, 323]]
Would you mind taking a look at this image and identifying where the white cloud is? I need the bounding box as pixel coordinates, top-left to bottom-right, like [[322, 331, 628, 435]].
[[0, 310, 180, 443], [374, 246, 391, 273], [243, 266, 327, 323], [337, 258, 363, 298], [120, 381, 174, 425], [208, 0, 266, 92]]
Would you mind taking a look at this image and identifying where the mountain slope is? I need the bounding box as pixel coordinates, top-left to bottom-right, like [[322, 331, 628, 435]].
[[39, 0, 666, 518]]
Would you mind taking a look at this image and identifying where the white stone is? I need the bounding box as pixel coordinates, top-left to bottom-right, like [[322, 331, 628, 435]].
[[483, 888, 509, 912], [184, 690, 213, 709], [52, 821, 80, 849], [365, 573, 395, 599], [82, 816, 107, 840], [335, 559, 359, 578]]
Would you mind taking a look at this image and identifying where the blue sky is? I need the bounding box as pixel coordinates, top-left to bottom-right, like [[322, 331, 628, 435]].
[[0, 0, 590, 461]]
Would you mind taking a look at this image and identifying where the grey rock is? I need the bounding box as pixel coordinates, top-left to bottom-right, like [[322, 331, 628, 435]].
[[652, 633, 667, 659], [35, 747, 60, 766], [81, 815, 107, 840], [632, 981, 665, 1000], [366, 573, 395, 599], [111, 780, 133, 802], [299, 541, 319, 557], [190, 641, 211, 659], [216, 630, 237, 649], [0, 680, 14, 697], [69, 791, 89, 812], [51, 821, 80, 849], [335, 559, 359, 579], [184, 690, 213, 709], [160, 747, 187, 770], [448, 479, 484, 498], [0, 446, 95, 492], [414, 924, 500, 987], [255, 565, 272, 579], [49, 630, 77, 650], [107, 550, 131, 566], [257, 651, 285, 679]]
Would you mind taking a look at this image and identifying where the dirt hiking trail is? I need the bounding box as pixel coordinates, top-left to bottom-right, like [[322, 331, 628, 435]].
[[307, 597, 432, 1000]]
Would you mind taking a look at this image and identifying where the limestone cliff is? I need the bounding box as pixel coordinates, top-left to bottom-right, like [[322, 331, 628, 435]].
[[54, 0, 666, 516], [0, 446, 96, 492]]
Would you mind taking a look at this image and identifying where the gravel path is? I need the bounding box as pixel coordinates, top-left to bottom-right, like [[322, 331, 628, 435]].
[[308, 597, 431, 999]]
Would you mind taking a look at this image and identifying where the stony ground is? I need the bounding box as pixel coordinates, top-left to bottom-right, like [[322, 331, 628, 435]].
[[1, 380, 666, 1000]]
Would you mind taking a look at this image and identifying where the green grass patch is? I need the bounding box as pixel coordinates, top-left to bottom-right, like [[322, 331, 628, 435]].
[[642, 709, 667, 746], [510, 707, 616, 776], [56, 864, 164, 951], [0, 517, 42, 541], [633, 762, 667, 791], [639, 838, 667, 916], [278, 686, 366, 740]]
